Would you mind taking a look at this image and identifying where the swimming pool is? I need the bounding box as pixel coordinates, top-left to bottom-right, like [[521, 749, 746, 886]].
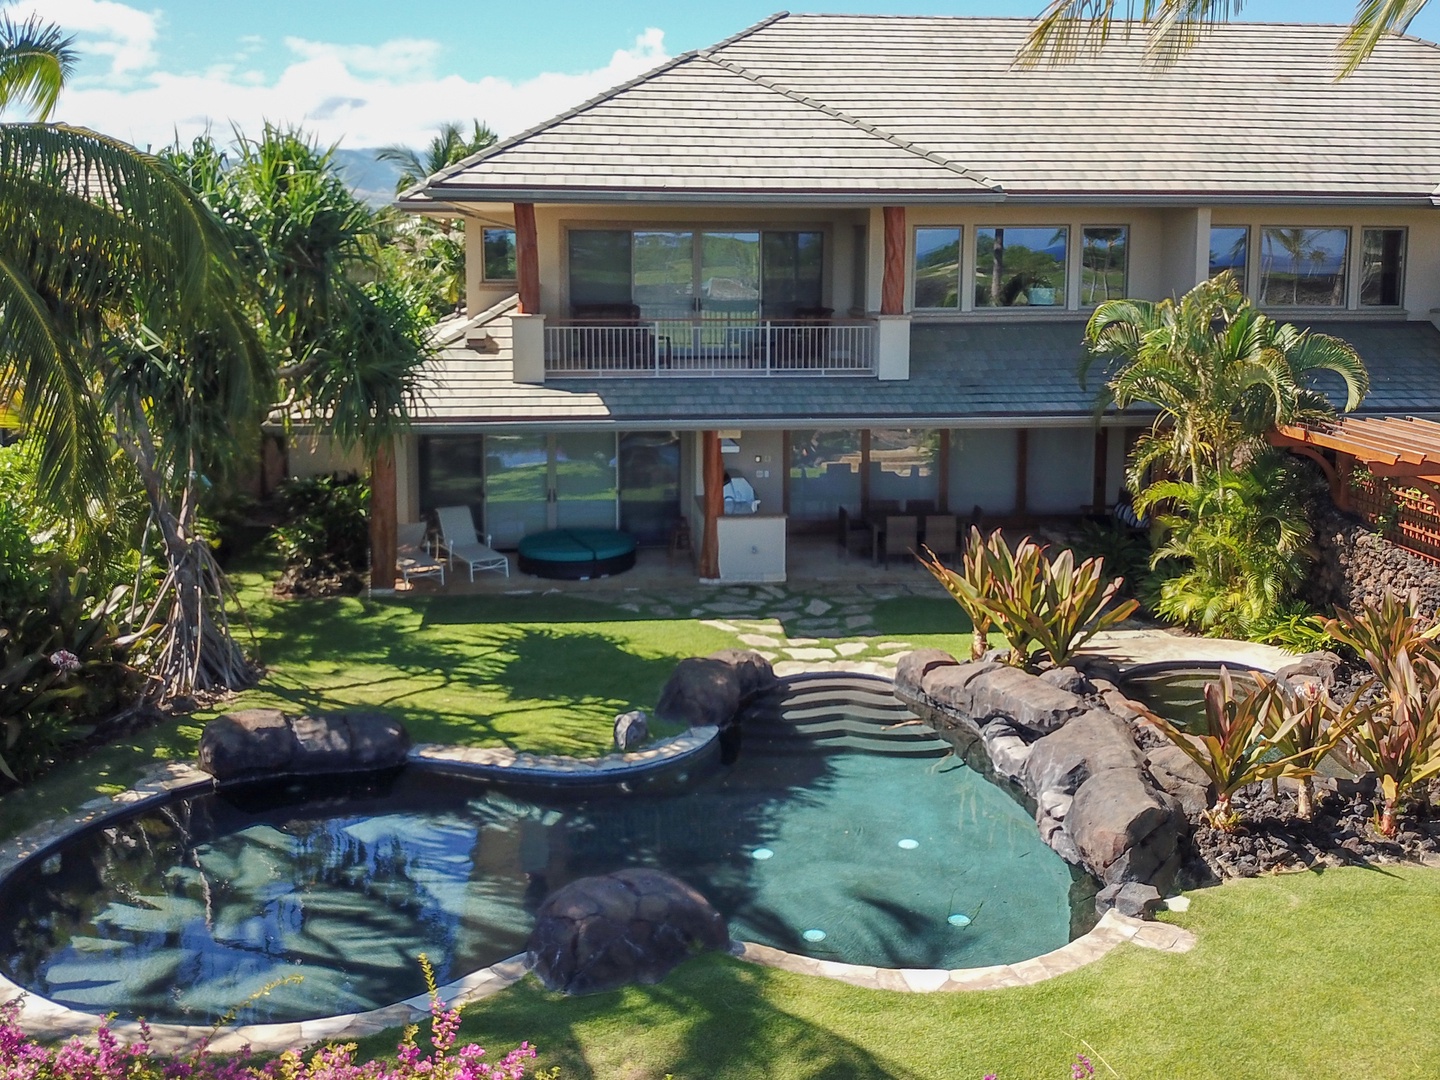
[[0, 677, 1083, 1024]]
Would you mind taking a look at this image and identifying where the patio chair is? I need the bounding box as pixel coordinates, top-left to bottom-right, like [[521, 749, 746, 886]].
[[838, 505, 871, 560], [396, 521, 445, 588], [435, 506, 510, 581], [923, 514, 958, 565], [882, 515, 919, 567]]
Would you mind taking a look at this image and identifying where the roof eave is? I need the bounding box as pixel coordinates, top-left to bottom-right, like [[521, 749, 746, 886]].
[[412, 185, 1006, 206]]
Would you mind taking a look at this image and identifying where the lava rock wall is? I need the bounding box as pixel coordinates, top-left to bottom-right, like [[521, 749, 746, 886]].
[[1310, 506, 1440, 619]]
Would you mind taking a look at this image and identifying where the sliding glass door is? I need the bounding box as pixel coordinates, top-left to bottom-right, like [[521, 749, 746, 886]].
[[570, 229, 822, 330], [483, 434, 550, 548], [553, 432, 618, 530]]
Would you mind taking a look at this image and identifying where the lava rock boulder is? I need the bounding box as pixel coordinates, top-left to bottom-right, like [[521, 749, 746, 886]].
[[198, 708, 410, 782], [527, 868, 729, 994]]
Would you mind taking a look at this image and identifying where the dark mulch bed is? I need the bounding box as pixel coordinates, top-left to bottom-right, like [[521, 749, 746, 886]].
[[1181, 780, 1440, 886]]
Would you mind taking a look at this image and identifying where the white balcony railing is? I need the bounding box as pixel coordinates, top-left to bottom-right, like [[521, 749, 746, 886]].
[[543, 318, 877, 377]]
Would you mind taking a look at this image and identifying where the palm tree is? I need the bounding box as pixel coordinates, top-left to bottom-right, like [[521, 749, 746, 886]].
[[1019, 0, 1425, 76], [1, 17, 266, 695], [378, 120, 497, 193], [1081, 272, 1370, 489]]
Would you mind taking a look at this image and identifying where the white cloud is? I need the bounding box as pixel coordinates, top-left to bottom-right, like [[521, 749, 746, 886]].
[[12, 4, 671, 150], [6, 0, 159, 77]]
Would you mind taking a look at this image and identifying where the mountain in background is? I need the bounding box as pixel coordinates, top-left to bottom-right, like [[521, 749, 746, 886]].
[[331, 149, 407, 208]]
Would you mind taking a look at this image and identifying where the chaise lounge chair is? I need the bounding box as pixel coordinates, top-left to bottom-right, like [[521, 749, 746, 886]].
[[435, 506, 510, 581], [396, 521, 446, 587]]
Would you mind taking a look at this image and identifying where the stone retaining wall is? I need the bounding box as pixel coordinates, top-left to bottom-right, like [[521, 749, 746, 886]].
[[894, 650, 1202, 914], [1310, 506, 1440, 619]]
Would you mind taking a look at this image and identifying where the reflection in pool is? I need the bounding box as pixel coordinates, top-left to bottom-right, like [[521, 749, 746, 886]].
[[0, 677, 1082, 1024]]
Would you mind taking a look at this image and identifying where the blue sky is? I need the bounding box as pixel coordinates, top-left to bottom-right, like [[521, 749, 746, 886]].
[[13, 0, 1440, 149]]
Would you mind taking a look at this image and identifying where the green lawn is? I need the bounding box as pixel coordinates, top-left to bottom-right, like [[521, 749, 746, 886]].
[[363, 865, 1440, 1080]]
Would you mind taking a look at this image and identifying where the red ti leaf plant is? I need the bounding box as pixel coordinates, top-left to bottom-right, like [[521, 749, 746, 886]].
[[1139, 668, 1358, 831], [1327, 593, 1440, 837], [920, 527, 1138, 670]]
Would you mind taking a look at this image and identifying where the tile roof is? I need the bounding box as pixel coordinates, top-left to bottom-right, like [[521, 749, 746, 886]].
[[408, 15, 1440, 204], [409, 316, 1440, 428]]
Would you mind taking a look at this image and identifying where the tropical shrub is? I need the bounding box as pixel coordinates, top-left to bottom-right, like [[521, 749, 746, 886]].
[[1261, 678, 1373, 820], [0, 572, 147, 782], [921, 527, 1138, 669], [1140, 454, 1313, 637], [1327, 593, 1440, 835], [1252, 607, 1339, 656], [1139, 667, 1349, 829], [271, 475, 371, 585]]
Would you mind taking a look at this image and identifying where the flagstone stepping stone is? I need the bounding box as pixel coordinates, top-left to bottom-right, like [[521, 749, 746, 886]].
[[787, 637, 820, 646], [835, 642, 868, 657], [700, 619, 741, 632], [876, 641, 914, 651], [785, 647, 837, 660], [739, 634, 783, 648]]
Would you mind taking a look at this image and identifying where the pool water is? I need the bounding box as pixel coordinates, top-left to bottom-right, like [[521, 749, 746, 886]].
[[0, 677, 1080, 1024]]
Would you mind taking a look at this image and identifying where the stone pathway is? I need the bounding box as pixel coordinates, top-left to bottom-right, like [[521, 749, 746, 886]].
[[570, 581, 945, 668]]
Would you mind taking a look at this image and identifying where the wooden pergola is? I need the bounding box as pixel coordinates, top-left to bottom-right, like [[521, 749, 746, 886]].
[[1269, 416, 1440, 509]]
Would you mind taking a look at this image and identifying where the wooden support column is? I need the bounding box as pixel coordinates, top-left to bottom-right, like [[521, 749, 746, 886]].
[[880, 206, 907, 315], [1015, 428, 1030, 517], [369, 444, 397, 592], [513, 202, 541, 314], [699, 431, 724, 580]]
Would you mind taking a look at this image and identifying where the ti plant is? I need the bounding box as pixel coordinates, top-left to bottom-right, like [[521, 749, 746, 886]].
[[1327, 592, 1440, 836], [1139, 667, 1333, 830], [918, 530, 995, 661], [1260, 678, 1374, 821], [919, 527, 1137, 669]]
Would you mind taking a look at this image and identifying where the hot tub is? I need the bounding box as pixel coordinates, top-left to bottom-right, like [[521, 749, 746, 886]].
[[516, 528, 637, 579]]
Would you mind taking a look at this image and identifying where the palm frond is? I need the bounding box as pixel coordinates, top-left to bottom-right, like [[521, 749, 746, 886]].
[[1337, 0, 1427, 76], [0, 15, 75, 120]]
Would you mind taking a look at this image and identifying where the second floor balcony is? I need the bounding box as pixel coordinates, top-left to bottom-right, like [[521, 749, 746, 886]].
[[543, 311, 877, 378]]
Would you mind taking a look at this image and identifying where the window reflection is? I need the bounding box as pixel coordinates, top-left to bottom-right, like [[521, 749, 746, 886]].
[[868, 429, 940, 509], [789, 430, 862, 521], [1081, 227, 1127, 305], [482, 228, 517, 280], [1209, 226, 1248, 287], [914, 227, 961, 309], [975, 227, 1068, 307], [1361, 229, 1405, 307], [1259, 227, 1349, 306]]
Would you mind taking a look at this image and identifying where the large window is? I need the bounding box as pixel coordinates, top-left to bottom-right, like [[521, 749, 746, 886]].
[[1361, 228, 1406, 307], [762, 231, 824, 317], [975, 227, 1068, 307], [1259, 227, 1349, 306], [568, 229, 822, 319], [1209, 226, 1249, 285], [569, 230, 632, 308], [868, 429, 940, 508], [481, 228, 517, 280], [788, 430, 862, 521], [1080, 227, 1128, 305], [914, 227, 962, 309]]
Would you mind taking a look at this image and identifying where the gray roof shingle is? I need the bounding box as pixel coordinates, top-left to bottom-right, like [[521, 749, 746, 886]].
[[409, 15, 1440, 203], [411, 318, 1440, 427]]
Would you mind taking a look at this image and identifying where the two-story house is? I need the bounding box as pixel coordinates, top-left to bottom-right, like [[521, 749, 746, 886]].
[[320, 13, 1440, 588]]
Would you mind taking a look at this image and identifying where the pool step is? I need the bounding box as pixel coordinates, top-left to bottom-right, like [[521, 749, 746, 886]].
[[740, 675, 951, 757]]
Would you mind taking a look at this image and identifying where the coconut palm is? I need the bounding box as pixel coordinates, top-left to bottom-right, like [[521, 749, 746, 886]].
[[1082, 272, 1370, 490], [1, 17, 269, 695], [378, 120, 497, 193], [1019, 0, 1426, 75]]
